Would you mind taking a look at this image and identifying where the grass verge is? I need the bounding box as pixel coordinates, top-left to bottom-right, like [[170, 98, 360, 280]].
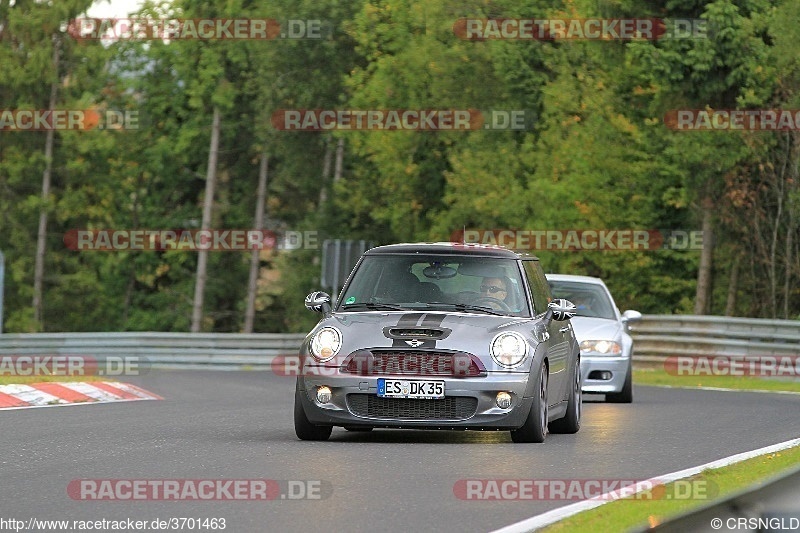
[[541, 444, 800, 533], [633, 367, 800, 393]]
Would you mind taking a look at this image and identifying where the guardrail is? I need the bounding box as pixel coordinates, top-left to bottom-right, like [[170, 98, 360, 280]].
[[0, 332, 307, 369], [0, 314, 797, 370], [630, 315, 800, 359]]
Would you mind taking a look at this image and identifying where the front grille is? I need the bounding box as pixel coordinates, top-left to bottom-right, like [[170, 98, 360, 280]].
[[373, 351, 455, 376], [342, 350, 485, 377], [347, 394, 478, 421]]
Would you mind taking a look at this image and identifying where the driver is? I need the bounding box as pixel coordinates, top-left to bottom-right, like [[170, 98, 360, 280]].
[[478, 277, 512, 307], [571, 294, 592, 311], [571, 293, 593, 316]]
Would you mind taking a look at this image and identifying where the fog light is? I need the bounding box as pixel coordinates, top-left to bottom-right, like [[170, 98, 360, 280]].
[[599, 371, 612, 380], [496, 391, 512, 409], [316, 386, 332, 404]]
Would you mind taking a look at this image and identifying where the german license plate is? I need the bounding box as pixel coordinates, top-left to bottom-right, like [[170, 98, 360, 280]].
[[377, 379, 445, 399]]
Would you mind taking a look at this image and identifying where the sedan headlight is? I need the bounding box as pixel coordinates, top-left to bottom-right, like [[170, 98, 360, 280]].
[[490, 332, 528, 368], [579, 340, 622, 355], [310, 327, 342, 361]]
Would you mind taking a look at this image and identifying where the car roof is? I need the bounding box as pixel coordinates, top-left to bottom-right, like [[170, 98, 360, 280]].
[[365, 242, 538, 260], [545, 273, 607, 285]]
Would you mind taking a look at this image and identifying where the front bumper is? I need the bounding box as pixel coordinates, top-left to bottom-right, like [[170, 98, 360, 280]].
[[297, 373, 534, 430], [580, 355, 630, 393]]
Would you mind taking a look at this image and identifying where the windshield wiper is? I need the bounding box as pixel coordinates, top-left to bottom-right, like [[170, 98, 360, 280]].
[[421, 302, 505, 316], [341, 302, 407, 311]]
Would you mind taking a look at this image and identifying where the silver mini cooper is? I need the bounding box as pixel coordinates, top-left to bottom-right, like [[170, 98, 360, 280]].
[[295, 243, 581, 442]]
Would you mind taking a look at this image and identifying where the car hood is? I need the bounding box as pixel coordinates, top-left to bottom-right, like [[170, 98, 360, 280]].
[[305, 310, 539, 369], [568, 316, 622, 342], [320, 311, 534, 338]]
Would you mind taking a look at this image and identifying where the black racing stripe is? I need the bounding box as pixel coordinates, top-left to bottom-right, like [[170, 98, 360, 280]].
[[395, 313, 424, 328], [391, 313, 438, 348], [420, 314, 446, 328]]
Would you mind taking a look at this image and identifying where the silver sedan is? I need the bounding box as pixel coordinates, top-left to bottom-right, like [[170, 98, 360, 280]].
[[546, 274, 641, 403]]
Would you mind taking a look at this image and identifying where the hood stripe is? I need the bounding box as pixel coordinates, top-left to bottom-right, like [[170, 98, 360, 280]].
[[395, 313, 425, 328], [420, 313, 446, 328]]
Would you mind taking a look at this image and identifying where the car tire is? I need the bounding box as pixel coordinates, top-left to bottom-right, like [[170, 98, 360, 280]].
[[343, 426, 373, 432], [510, 362, 548, 443], [294, 391, 333, 441], [606, 361, 633, 403], [549, 357, 581, 434]]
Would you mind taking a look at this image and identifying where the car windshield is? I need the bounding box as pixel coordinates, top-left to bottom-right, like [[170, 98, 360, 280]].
[[547, 281, 617, 320], [337, 254, 530, 317]]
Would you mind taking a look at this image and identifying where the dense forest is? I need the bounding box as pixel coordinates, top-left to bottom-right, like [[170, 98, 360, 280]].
[[1, 0, 798, 333]]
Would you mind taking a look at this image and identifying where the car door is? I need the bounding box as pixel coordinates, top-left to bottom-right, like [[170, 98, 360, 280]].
[[521, 259, 569, 404]]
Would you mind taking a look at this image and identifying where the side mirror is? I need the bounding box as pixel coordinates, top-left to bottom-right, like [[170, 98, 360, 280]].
[[547, 299, 576, 321], [621, 310, 642, 323], [305, 291, 332, 316]]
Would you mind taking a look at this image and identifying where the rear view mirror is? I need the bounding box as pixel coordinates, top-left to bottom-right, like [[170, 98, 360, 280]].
[[422, 264, 457, 279]]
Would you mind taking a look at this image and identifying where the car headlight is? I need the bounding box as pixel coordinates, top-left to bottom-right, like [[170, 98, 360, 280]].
[[579, 340, 622, 355], [490, 332, 528, 368], [310, 327, 342, 361]]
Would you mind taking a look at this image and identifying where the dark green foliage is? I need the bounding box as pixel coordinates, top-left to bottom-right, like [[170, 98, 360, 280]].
[[0, 0, 797, 332]]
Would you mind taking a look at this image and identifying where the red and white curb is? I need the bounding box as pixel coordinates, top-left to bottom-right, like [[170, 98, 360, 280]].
[[0, 381, 162, 410]]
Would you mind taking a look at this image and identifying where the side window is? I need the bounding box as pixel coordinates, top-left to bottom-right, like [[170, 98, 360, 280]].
[[522, 260, 551, 315]]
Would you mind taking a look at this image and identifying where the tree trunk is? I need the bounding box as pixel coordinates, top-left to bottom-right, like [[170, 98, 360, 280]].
[[33, 36, 60, 329], [693, 202, 714, 315], [191, 106, 221, 333], [317, 138, 333, 210], [244, 150, 268, 333], [785, 224, 793, 319], [769, 171, 783, 318], [334, 137, 344, 183], [782, 131, 799, 319], [724, 258, 738, 316], [122, 267, 135, 328]]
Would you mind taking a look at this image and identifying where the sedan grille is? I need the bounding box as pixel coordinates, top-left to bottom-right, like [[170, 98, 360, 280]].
[[346, 394, 478, 421]]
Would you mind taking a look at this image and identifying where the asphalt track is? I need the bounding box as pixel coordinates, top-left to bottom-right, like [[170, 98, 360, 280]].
[[2, 370, 800, 532]]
